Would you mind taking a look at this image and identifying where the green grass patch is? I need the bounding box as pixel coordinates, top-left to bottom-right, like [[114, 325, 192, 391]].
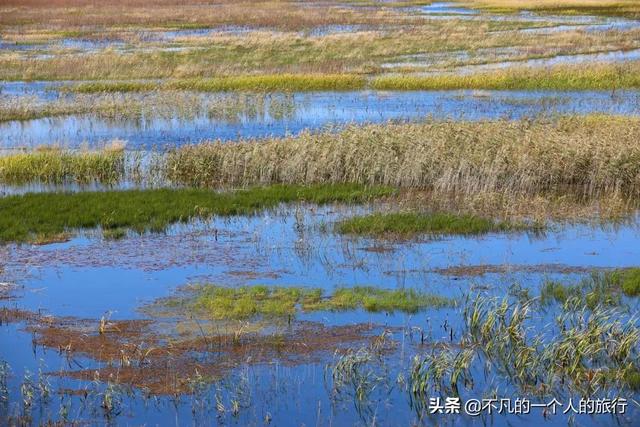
[[323, 286, 453, 312], [335, 212, 533, 237], [0, 184, 393, 244], [69, 75, 367, 93], [0, 147, 125, 185], [620, 268, 640, 296], [190, 284, 454, 320], [70, 81, 159, 93], [372, 62, 640, 90]]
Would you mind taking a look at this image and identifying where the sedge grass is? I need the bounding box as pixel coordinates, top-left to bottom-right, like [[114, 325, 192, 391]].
[[0, 184, 392, 244]]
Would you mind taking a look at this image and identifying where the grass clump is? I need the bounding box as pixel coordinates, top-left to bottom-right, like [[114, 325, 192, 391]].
[[190, 284, 454, 320], [0, 184, 392, 244], [0, 146, 125, 185], [69, 75, 367, 93], [335, 212, 532, 237]]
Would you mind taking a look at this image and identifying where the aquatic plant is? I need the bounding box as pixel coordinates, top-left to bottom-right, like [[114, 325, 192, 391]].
[[335, 211, 535, 237], [461, 295, 640, 395], [329, 332, 394, 422], [410, 348, 475, 397], [0, 184, 392, 243], [540, 269, 640, 309]]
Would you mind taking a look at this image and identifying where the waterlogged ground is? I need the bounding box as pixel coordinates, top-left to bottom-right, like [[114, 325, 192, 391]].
[[2, 1, 640, 425], [1, 88, 639, 148], [1, 204, 640, 425]]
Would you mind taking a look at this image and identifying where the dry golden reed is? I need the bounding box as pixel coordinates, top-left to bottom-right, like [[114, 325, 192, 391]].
[[166, 115, 640, 200]]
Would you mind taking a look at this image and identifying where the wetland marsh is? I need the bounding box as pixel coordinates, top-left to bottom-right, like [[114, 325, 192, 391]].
[[1, 1, 640, 426]]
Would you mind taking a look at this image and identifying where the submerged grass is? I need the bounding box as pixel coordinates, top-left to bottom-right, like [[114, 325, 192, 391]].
[[541, 269, 640, 309], [335, 211, 535, 237], [0, 184, 393, 244], [0, 146, 125, 185], [190, 284, 454, 320], [456, 295, 640, 397]]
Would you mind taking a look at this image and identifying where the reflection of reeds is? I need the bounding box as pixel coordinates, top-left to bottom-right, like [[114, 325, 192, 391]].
[[0, 91, 298, 123], [167, 115, 640, 200]]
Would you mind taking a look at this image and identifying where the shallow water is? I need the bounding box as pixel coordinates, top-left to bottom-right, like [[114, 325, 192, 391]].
[[1, 204, 639, 425], [1, 89, 639, 148]]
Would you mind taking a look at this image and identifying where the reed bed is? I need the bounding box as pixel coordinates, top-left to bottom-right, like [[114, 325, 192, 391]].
[[0, 146, 125, 185], [166, 115, 640, 200]]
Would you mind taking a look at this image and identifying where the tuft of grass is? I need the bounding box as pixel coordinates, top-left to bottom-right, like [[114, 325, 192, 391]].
[[335, 211, 533, 237], [190, 284, 454, 320], [0, 146, 125, 185], [0, 184, 393, 244]]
